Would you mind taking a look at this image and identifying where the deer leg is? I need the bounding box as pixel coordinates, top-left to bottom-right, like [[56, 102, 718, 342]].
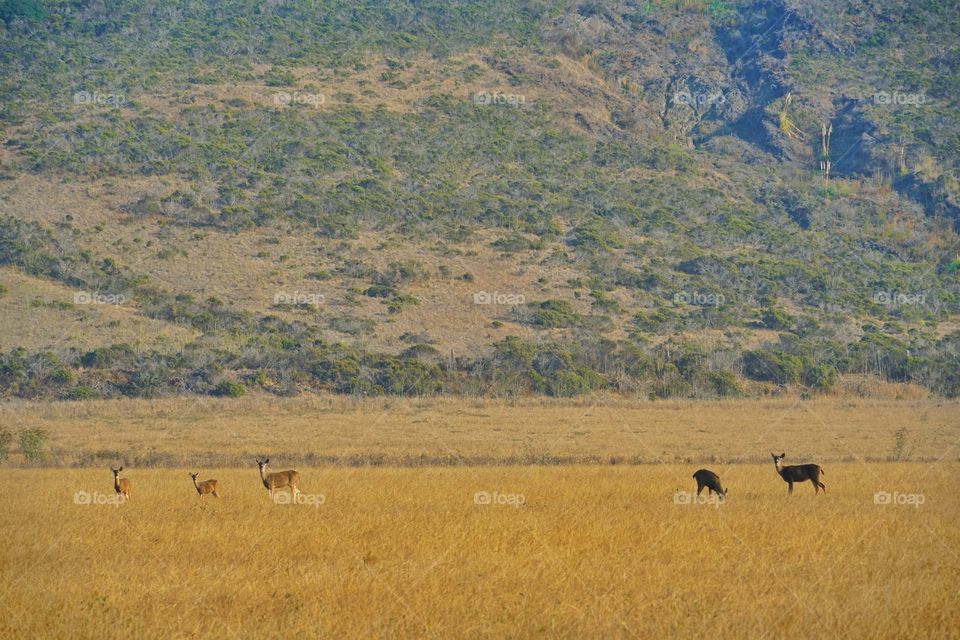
[[787, 482, 793, 495], [696, 484, 704, 496]]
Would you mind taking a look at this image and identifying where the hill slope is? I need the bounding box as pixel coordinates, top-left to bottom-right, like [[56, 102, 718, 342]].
[[0, 0, 958, 399]]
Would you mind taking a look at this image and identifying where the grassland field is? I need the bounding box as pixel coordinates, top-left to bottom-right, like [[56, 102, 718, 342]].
[[1, 397, 958, 638]]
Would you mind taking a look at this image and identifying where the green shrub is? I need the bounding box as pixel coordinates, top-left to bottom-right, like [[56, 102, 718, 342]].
[[801, 363, 836, 391], [760, 308, 793, 330], [492, 233, 543, 252], [708, 370, 742, 397], [18, 428, 49, 462], [213, 380, 245, 397], [364, 284, 395, 298], [69, 385, 99, 400], [743, 350, 802, 385], [0, 429, 12, 461], [530, 299, 580, 328]]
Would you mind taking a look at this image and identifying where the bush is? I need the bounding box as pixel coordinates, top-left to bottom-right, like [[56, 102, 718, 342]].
[[742, 350, 802, 385], [69, 385, 99, 400], [364, 284, 395, 298], [0, 429, 12, 461], [708, 370, 742, 397], [18, 428, 48, 462], [530, 299, 580, 328], [760, 308, 793, 330], [802, 363, 836, 391], [213, 380, 245, 397]]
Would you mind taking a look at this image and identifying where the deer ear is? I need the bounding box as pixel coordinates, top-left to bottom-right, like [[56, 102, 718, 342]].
[[265, 458, 269, 464], [118, 466, 123, 472], [780, 452, 785, 458]]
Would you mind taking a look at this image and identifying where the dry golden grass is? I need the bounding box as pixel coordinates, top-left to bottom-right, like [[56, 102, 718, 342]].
[[1, 462, 957, 638], [2, 396, 956, 467]]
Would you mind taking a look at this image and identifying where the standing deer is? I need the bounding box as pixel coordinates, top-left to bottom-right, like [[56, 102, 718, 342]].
[[771, 453, 825, 494], [692, 469, 728, 500], [256, 458, 300, 498], [111, 466, 131, 500], [189, 472, 221, 498]]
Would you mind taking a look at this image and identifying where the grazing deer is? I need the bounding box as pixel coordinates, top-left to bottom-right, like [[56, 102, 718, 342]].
[[256, 458, 300, 498], [111, 466, 131, 500], [771, 453, 825, 494], [189, 472, 221, 498], [692, 469, 728, 499]]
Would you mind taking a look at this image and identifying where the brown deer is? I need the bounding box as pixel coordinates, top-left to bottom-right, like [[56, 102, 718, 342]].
[[256, 458, 300, 498], [692, 469, 728, 499], [189, 472, 221, 498], [111, 466, 131, 500], [772, 453, 825, 494]]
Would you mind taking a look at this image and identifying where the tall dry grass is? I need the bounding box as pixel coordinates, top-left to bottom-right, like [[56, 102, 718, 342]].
[[1, 396, 957, 467], [1, 463, 957, 638]]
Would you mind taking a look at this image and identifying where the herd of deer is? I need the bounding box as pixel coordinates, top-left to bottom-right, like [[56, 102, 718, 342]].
[[110, 458, 300, 500], [109, 453, 824, 502]]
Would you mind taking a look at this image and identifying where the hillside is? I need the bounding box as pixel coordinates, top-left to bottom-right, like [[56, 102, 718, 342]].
[[0, 0, 958, 399]]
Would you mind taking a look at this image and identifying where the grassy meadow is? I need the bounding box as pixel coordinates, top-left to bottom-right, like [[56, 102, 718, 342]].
[[1, 397, 958, 638], [1, 464, 957, 638], [1, 395, 956, 466]]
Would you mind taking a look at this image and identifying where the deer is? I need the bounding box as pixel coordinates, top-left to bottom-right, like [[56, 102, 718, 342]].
[[111, 466, 131, 500], [771, 453, 825, 494], [692, 468, 728, 500], [256, 458, 300, 498], [189, 472, 221, 498]]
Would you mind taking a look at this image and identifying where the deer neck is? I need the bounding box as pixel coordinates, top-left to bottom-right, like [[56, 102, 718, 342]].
[[114, 475, 121, 492], [259, 466, 270, 489], [192, 477, 201, 492], [774, 460, 786, 477]]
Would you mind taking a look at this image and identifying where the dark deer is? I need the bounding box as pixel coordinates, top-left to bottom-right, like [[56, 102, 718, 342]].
[[771, 453, 825, 494], [692, 469, 728, 500]]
